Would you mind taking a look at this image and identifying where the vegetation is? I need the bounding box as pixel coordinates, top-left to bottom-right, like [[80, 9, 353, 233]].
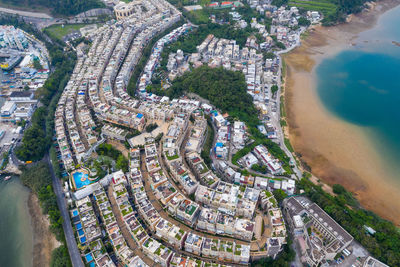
[[232, 129, 293, 175], [44, 24, 91, 40], [155, 65, 292, 174], [164, 66, 260, 126], [33, 58, 43, 70], [14, 15, 77, 163], [4, 14, 77, 266], [272, 189, 288, 204], [0, 0, 105, 16], [126, 19, 184, 95], [201, 115, 214, 168], [15, 108, 47, 161], [251, 237, 295, 266], [20, 163, 66, 242], [284, 0, 371, 26], [145, 123, 158, 133], [284, 138, 294, 153], [297, 16, 311, 26], [96, 144, 129, 173], [297, 175, 400, 266], [251, 164, 268, 174], [51, 245, 72, 267], [271, 85, 279, 95]]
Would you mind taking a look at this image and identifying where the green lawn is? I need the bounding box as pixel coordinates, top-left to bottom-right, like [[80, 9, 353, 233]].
[[188, 9, 210, 24], [44, 24, 89, 40], [288, 0, 337, 16]]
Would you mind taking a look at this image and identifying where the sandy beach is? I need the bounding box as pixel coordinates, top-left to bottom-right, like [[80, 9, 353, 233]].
[[28, 193, 60, 267], [283, 0, 400, 225]]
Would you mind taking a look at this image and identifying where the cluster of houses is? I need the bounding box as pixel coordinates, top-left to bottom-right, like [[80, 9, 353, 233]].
[[55, 0, 311, 265], [55, 0, 182, 171], [131, 142, 252, 265], [137, 23, 193, 95], [71, 196, 115, 266]]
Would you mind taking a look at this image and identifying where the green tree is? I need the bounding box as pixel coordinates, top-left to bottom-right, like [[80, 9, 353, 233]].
[[50, 245, 72, 267], [298, 17, 311, 26], [116, 154, 129, 173], [273, 189, 288, 204]]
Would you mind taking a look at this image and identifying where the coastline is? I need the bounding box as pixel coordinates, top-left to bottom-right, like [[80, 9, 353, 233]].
[[283, 0, 400, 225], [28, 192, 60, 267]]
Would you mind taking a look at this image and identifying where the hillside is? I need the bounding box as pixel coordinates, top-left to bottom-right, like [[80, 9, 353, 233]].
[[0, 0, 105, 16], [273, 0, 371, 25]]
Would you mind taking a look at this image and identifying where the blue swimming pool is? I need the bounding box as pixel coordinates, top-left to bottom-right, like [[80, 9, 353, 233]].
[[85, 253, 93, 263], [78, 229, 84, 236], [76, 222, 82, 230], [72, 210, 78, 217], [89, 261, 95, 267], [80, 236, 86, 244], [73, 172, 91, 189]]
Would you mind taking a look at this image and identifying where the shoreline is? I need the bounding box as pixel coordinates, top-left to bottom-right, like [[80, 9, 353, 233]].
[[27, 192, 60, 267], [283, 0, 400, 225]]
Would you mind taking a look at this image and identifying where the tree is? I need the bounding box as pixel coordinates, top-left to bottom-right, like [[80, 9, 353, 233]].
[[33, 58, 43, 70], [275, 41, 286, 50], [298, 17, 311, 26], [51, 246, 72, 267], [272, 189, 288, 204], [332, 184, 346, 194], [116, 154, 129, 173], [15, 124, 47, 162], [271, 85, 279, 95], [2, 0, 105, 16]]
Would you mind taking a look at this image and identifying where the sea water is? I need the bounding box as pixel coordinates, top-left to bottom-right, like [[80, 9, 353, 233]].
[[0, 176, 33, 267], [316, 5, 400, 185]]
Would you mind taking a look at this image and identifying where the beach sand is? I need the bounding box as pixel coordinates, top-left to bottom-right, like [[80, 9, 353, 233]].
[[28, 193, 60, 267], [284, 0, 400, 225]]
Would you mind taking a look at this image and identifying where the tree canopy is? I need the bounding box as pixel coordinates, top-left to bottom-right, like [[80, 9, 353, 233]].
[[165, 66, 260, 126], [1, 0, 104, 16]]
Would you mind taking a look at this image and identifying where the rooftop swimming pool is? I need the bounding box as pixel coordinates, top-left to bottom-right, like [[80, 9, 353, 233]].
[[85, 253, 93, 263], [72, 172, 91, 189], [72, 210, 78, 217], [78, 229, 84, 236]]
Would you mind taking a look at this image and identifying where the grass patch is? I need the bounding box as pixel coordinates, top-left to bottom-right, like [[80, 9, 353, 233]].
[[44, 24, 88, 40], [284, 138, 294, 153], [280, 96, 286, 118], [289, 0, 337, 16]]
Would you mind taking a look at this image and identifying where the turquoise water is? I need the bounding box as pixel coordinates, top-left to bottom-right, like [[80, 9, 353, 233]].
[[73, 172, 91, 189], [0, 176, 33, 267], [316, 5, 400, 182]]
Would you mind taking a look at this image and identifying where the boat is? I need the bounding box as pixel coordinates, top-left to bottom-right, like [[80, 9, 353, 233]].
[[4, 176, 11, 181]]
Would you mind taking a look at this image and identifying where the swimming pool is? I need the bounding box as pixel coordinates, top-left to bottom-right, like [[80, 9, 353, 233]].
[[80, 236, 86, 244], [72, 210, 78, 217], [85, 253, 93, 263], [78, 229, 84, 236], [76, 222, 82, 230], [72, 172, 91, 189]]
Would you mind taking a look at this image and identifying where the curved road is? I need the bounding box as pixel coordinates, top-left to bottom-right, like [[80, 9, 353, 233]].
[[46, 153, 84, 267]]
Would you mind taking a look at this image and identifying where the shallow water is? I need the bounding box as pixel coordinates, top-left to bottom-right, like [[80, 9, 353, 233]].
[[0, 176, 33, 267], [316, 5, 400, 187]]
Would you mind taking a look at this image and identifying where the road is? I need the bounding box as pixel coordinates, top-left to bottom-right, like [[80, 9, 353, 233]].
[[46, 153, 84, 267], [273, 27, 307, 180]]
